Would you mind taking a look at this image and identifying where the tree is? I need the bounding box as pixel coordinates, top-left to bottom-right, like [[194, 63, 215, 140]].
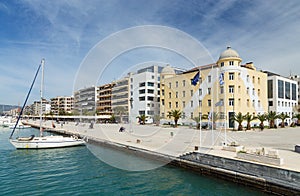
[[278, 112, 289, 128], [136, 114, 148, 125], [231, 112, 244, 131], [293, 113, 300, 125], [167, 110, 182, 127], [244, 113, 256, 130], [153, 115, 161, 126], [257, 113, 267, 130], [113, 106, 127, 123], [192, 116, 200, 129], [110, 114, 116, 123], [267, 111, 279, 128]]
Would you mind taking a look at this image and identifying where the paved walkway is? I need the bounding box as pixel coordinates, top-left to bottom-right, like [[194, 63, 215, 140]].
[[25, 120, 300, 172]]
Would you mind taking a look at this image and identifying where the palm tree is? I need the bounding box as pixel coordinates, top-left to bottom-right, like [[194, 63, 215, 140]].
[[244, 113, 256, 130], [231, 112, 244, 131], [278, 112, 289, 128], [167, 110, 182, 127], [110, 114, 116, 123], [192, 116, 200, 129], [136, 114, 148, 125], [257, 113, 267, 130], [267, 111, 279, 128], [113, 106, 127, 123], [293, 113, 300, 125]]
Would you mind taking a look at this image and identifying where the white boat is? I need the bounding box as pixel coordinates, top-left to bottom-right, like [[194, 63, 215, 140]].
[[10, 135, 85, 149], [9, 59, 85, 149], [9, 124, 31, 129]]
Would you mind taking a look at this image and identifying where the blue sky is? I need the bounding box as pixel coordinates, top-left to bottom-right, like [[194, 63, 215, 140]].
[[0, 0, 300, 105]]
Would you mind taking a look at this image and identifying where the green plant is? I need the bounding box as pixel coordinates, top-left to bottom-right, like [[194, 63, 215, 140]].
[[231, 112, 244, 131], [167, 110, 182, 128], [257, 113, 267, 130], [267, 111, 279, 129], [136, 114, 148, 125], [244, 113, 256, 130], [278, 112, 289, 128]]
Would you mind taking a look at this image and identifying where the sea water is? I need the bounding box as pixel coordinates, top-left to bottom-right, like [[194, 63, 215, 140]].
[[0, 127, 266, 195]]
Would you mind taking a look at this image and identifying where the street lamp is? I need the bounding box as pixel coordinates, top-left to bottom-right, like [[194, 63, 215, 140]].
[[129, 97, 133, 133]]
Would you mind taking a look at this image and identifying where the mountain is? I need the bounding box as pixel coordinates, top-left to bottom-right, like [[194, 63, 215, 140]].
[[0, 104, 19, 114]]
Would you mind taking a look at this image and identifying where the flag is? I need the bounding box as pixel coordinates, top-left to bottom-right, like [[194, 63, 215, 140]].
[[208, 111, 212, 121], [215, 100, 224, 107], [219, 72, 224, 85], [191, 71, 200, 86]]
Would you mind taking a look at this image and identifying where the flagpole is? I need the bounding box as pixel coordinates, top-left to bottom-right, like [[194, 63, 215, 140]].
[[224, 70, 227, 146], [211, 64, 214, 146], [199, 67, 202, 149]]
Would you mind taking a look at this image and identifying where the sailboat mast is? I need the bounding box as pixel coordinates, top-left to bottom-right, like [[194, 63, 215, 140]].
[[40, 59, 45, 136]]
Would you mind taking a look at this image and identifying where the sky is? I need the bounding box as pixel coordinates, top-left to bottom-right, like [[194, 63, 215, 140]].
[[0, 0, 300, 105]]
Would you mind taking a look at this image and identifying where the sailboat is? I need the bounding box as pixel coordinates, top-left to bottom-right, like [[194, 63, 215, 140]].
[[9, 59, 85, 149]]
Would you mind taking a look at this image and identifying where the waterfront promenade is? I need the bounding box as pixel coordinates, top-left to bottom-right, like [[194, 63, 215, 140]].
[[24, 119, 300, 172]]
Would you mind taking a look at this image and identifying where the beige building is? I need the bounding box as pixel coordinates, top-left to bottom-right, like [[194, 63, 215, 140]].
[[97, 83, 115, 119], [50, 96, 74, 115], [160, 47, 268, 128]]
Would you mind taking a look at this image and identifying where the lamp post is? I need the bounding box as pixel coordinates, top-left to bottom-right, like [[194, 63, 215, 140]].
[[129, 97, 133, 133]]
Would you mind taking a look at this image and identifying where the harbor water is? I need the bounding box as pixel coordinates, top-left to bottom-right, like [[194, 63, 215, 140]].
[[0, 127, 266, 195]]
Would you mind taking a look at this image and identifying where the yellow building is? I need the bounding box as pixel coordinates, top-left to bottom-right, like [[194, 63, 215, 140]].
[[160, 47, 268, 128]]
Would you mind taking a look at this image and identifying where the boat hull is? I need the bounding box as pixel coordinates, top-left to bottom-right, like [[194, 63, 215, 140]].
[[10, 136, 85, 149]]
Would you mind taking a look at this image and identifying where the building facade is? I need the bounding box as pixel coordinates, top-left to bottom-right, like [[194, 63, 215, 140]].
[[267, 72, 298, 124], [32, 99, 51, 115], [111, 77, 130, 123], [50, 96, 74, 115], [160, 47, 268, 128], [73, 86, 97, 115], [97, 83, 115, 120]]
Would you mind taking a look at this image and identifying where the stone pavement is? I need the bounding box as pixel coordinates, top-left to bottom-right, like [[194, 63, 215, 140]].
[[25, 119, 300, 172]]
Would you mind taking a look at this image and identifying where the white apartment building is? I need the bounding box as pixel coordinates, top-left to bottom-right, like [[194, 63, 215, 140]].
[[32, 99, 51, 115], [266, 71, 298, 124], [74, 86, 97, 115]]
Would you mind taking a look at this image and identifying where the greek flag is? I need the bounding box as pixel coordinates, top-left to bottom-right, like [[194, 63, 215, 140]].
[[191, 71, 200, 86], [215, 100, 224, 107], [219, 72, 224, 85]]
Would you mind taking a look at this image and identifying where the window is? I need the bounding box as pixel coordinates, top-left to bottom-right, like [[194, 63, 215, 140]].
[[199, 89, 202, 96], [147, 96, 154, 101], [139, 82, 145, 87], [182, 91, 185, 97], [268, 80, 273, 98], [162, 99, 164, 105], [191, 112, 194, 119], [278, 80, 284, 98], [252, 76, 255, 83], [285, 82, 290, 99], [221, 62, 224, 67], [182, 101, 186, 108], [229, 98, 234, 106], [147, 110, 154, 115], [148, 82, 154, 87], [139, 110, 145, 115], [147, 89, 154, 94], [292, 83, 297, 100], [229, 73, 234, 80], [208, 88, 211, 95], [161, 112, 164, 117], [252, 88, 255, 96], [247, 75, 250, 82], [162, 90, 164, 96], [191, 100, 193, 107], [229, 61, 234, 66], [208, 100, 211, 106], [175, 92, 178, 98], [168, 102, 171, 108], [252, 100, 255, 107], [229, 85, 234, 93], [183, 80, 186, 87], [208, 75, 211, 83], [191, 90, 193, 96], [220, 86, 224, 94], [182, 112, 186, 119], [139, 97, 145, 101], [169, 92, 171, 99], [258, 89, 260, 96], [175, 81, 178, 88], [247, 99, 250, 107], [258, 77, 260, 84], [139, 89, 145, 94], [268, 101, 273, 107], [247, 87, 249, 94], [176, 102, 178, 108], [199, 100, 202, 106], [169, 82, 171, 88], [151, 75, 154, 79]]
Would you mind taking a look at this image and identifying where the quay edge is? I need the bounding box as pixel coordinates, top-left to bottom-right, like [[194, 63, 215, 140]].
[[25, 122, 300, 195]]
